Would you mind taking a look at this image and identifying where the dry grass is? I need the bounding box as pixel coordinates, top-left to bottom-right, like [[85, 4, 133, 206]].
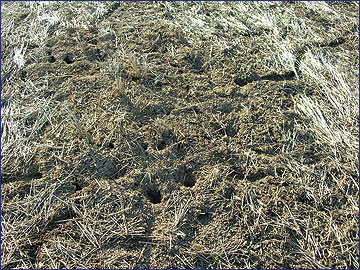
[[1, 1, 359, 269]]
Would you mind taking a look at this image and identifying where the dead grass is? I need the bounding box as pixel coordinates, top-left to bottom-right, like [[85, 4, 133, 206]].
[[1, 1, 359, 269]]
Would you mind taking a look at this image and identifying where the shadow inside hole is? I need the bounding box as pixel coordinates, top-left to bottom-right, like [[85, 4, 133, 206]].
[[146, 189, 162, 204], [48, 55, 56, 63], [175, 166, 196, 187], [62, 53, 74, 64], [47, 207, 76, 230], [157, 140, 166, 150], [23, 243, 41, 266], [184, 175, 195, 187], [228, 165, 244, 180], [247, 170, 267, 182], [197, 213, 212, 225], [183, 168, 196, 187], [71, 181, 82, 191], [223, 187, 235, 199], [234, 77, 250, 87], [275, 167, 285, 177], [108, 142, 115, 149], [46, 50, 56, 63], [33, 172, 43, 179], [141, 142, 148, 151]]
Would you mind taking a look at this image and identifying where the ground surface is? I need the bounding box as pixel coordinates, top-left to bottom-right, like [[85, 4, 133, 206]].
[[1, 1, 359, 269]]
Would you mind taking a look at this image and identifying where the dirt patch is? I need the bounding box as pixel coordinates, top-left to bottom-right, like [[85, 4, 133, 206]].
[[1, 1, 358, 269]]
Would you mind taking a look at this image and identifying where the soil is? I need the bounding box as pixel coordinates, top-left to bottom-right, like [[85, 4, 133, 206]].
[[1, 2, 359, 269]]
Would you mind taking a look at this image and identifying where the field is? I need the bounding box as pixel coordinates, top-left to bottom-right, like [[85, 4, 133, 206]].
[[1, 1, 359, 269]]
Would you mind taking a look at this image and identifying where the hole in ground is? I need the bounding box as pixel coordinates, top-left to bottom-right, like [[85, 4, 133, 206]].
[[48, 55, 56, 63], [184, 176, 195, 187], [234, 77, 251, 86], [146, 188, 162, 204], [275, 167, 285, 177], [157, 140, 166, 150], [182, 168, 196, 187], [142, 142, 148, 151], [33, 172, 43, 179], [175, 166, 197, 187], [71, 181, 82, 191], [197, 213, 212, 225], [47, 207, 76, 230], [229, 167, 244, 179], [247, 170, 267, 182], [223, 187, 235, 199], [108, 142, 115, 149], [62, 53, 74, 64], [24, 242, 41, 265]]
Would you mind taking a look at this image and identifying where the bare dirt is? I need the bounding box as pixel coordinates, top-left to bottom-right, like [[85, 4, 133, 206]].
[[1, 2, 359, 269]]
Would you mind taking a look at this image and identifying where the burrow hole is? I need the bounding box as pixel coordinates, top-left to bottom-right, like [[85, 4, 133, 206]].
[[157, 140, 166, 151], [146, 188, 162, 204], [182, 168, 196, 187], [234, 77, 249, 87], [48, 207, 76, 230], [47, 51, 56, 63], [142, 142, 148, 151], [49, 55, 56, 63], [247, 170, 267, 182], [71, 181, 82, 191], [223, 187, 235, 199], [197, 212, 212, 225], [32, 172, 43, 179], [62, 53, 74, 64]]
